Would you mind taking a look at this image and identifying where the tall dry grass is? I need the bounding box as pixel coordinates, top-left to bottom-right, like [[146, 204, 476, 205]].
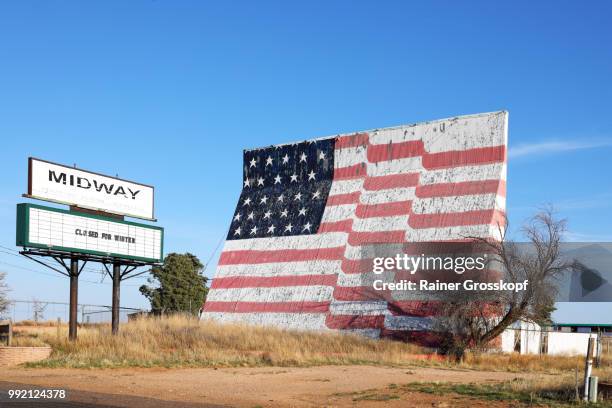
[[16, 316, 612, 380], [468, 352, 611, 378], [27, 315, 430, 368], [451, 369, 611, 403], [462, 352, 584, 373]]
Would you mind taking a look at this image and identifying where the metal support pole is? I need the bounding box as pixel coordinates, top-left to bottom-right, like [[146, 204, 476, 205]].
[[111, 262, 121, 335], [583, 337, 595, 401], [68, 257, 79, 341]]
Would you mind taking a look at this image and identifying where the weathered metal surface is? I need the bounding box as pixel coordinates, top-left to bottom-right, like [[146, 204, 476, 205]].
[[203, 111, 508, 340]]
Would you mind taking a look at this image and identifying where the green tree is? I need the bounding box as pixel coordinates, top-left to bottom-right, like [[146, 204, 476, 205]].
[[139, 253, 208, 316]]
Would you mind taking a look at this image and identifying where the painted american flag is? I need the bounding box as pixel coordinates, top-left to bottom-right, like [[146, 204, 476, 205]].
[[202, 111, 507, 343]]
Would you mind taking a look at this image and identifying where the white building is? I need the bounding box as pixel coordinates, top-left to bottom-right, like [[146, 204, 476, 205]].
[[501, 321, 610, 356]]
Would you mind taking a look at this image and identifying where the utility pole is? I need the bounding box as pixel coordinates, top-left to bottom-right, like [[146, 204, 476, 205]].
[[69, 257, 79, 341]]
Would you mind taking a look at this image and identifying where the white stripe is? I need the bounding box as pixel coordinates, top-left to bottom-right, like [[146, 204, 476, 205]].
[[342, 328, 381, 338], [423, 112, 506, 153], [321, 204, 356, 223], [335, 146, 367, 168], [367, 113, 505, 152], [337, 272, 396, 287], [495, 194, 506, 212], [343, 243, 405, 260], [359, 188, 415, 204], [367, 157, 422, 176], [207, 285, 334, 303], [215, 260, 342, 278], [221, 232, 346, 252], [329, 179, 363, 196], [384, 315, 433, 331], [368, 127, 422, 145], [329, 300, 389, 315], [488, 224, 505, 242], [352, 216, 408, 232], [202, 313, 328, 331], [412, 194, 499, 214], [419, 163, 505, 185], [390, 290, 445, 302], [501, 162, 507, 181], [404, 224, 492, 242]]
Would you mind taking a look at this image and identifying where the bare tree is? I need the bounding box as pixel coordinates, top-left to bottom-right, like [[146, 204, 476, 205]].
[[0, 271, 9, 318], [32, 298, 48, 322], [435, 208, 571, 359]]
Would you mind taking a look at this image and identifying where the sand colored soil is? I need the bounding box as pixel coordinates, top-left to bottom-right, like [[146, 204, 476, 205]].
[[0, 365, 552, 407]]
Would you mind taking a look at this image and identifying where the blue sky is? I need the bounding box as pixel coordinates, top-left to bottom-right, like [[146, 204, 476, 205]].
[[0, 1, 611, 322]]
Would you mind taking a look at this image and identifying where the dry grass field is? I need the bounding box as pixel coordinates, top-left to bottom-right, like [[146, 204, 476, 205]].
[[6, 316, 612, 406], [14, 315, 431, 368]]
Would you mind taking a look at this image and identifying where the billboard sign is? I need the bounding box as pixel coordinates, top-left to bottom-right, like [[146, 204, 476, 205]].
[[26, 158, 155, 220], [16, 203, 163, 263]]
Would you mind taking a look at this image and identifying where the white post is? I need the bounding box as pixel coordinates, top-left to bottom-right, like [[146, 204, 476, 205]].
[[588, 376, 598, 403]]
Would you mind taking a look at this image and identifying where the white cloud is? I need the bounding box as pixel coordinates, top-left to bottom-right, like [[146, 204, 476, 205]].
[[508, 139, 612, 159]]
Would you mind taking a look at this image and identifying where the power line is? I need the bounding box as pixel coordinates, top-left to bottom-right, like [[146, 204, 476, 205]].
[[0, 260, 146, 287], [1, 244, 150, 285], [203, 231, 227, 272], [2, 245, 129, 274]]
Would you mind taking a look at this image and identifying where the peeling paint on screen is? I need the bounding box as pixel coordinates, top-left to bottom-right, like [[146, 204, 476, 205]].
[[202, 111, 508, 343]]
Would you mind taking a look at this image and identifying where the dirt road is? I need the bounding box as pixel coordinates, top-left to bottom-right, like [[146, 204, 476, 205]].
[[0, 365, 547, 407]]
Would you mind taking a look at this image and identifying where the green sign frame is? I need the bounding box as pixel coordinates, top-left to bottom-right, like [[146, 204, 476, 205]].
[[16, 203, 164, 263]]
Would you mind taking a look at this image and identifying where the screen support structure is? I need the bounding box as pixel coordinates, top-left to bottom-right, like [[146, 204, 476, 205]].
[[102, 262, 151, 335], [19, 247, 158, 340]]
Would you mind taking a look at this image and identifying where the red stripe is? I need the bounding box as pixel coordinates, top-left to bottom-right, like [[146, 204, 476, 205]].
[[393, 270, 501, 283], [318, 219, 353, 233], [416, 180, 505, 198], [367, 140, 424, 163], [203, 301, 330, 313], [364, 173, 419, 190], [422, 145, 505, 169], [335, 164, 367, 180], [211, 274, 338, 289], [341, 253, 500, 275], [341, 258, 374, 274], [326, 314, 385, 329], [498, 179, 506, 197], [387, 301, 444, 317], [218, 246, 345, 265], [336, 132, 369, 149], [347, 230, 405, 246], [333, 286, 392, 302], [326, 192, 361, 205], [408, 209, 504, 229], [388, 301, 501, 318], [380, 329, 443, 347], [402, 241, 486, 254], [355, 200, 412, 218], [492, 209, 506, 228], [402, 241, 499, 255]]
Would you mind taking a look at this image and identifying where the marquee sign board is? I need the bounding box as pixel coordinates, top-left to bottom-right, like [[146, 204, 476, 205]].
[[26, 158, 155, 221], [16, 203, 163, 263]]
